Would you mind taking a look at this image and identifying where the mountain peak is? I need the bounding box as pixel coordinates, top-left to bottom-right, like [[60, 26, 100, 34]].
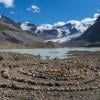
[[20, 22, 36, 32]]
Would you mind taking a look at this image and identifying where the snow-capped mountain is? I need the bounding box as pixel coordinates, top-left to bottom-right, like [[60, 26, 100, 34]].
[[44, 21, 89, 43], [64, 15, 100, 47], [20, 13, 100, 43], [0, 13, 100, 48], [20, 21, 89, 41], [20, 22, 36, 33], [43, 14, 99, 43]]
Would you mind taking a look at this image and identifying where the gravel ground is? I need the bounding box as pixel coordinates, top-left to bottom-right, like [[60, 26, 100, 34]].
[[0, 51, 100, 100]]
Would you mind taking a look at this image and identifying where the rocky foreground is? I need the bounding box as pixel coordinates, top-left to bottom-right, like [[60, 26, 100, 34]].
[[0, 51, 100, 100]]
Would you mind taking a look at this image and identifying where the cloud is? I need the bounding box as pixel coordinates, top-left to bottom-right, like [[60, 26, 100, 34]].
[[37, 24, 53, 31], [66, 13, 100, 26], [94, 13, 100, 18], [0, 0, 14, 8], [81, 13, 100, 24], [27, 5, 40, 13], [81, 18, 96, 24], [54, 22, 65, 27]]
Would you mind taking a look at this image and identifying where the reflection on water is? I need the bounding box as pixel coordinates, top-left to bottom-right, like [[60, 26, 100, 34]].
[[2, 47, 100, 59]]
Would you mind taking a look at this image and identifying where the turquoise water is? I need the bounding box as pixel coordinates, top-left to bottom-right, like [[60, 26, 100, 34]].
[[2, 47, 100, 59]]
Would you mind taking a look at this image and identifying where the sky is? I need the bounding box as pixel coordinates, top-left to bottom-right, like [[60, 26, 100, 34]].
[[0, 0, 100, 24]]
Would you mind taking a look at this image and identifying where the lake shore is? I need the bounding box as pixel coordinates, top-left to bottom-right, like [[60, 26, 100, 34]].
[[0, 51, 100, 100], [1, 47, 100, 59]]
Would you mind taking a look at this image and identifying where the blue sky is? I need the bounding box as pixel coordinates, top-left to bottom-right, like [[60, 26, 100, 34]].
[[0, 0, 100, 24]]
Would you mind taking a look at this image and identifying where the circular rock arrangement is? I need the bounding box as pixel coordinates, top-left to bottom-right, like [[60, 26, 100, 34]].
[[0, 52, 100, 100], [0, 58, 100, 92]]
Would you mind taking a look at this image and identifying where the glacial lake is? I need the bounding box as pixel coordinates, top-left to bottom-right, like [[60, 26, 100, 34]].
[[2, 47, 100, 59]]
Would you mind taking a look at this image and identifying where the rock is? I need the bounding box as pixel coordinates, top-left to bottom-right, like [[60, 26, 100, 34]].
[[1, 70, 9, 79]]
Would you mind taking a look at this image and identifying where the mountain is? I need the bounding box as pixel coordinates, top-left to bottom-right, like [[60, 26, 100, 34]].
[[0, 14, 21, 31], [20, 14, 99, 43], [20, 21, 89, 42], [20, 22, 37, 33], [64, 16, 100, 47], [44, 21, 88, 43], [0, 14, 59, 49], [0, 13, 100, 48], [0, 15, 19, 27]]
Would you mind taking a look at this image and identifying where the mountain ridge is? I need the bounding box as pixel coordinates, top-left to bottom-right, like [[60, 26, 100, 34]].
[[64, 15, 100, 47], [20, 13, 99, 42], [0, 13, 100, 48]]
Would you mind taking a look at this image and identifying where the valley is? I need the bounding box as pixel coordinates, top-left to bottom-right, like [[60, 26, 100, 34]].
[[0, 12, 100, 100]]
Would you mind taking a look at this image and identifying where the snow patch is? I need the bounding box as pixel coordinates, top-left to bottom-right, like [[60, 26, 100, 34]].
[[20, 22, 31, 31]]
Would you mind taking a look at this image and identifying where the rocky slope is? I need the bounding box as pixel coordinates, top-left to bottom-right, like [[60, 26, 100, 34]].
[[0, 14, 59, 49]]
